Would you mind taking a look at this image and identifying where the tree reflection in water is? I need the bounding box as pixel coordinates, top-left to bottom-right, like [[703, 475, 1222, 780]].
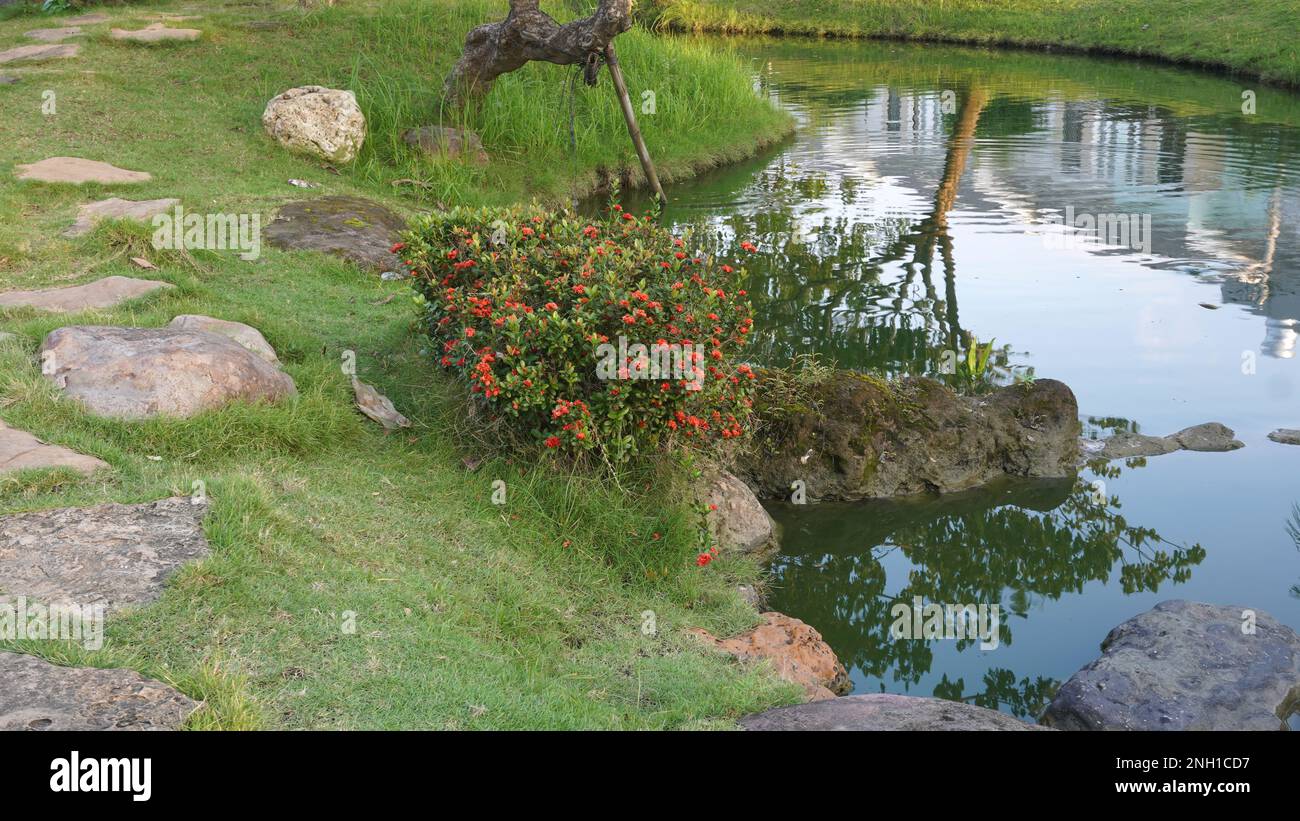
[[766, 465, 1205, 718]]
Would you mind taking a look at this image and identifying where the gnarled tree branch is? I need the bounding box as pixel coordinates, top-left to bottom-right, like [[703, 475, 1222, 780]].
[[443, 0, 634, 107]]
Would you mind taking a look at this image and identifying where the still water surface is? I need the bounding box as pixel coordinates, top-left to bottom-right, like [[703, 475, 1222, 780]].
[[631, 38, 1300, 720]]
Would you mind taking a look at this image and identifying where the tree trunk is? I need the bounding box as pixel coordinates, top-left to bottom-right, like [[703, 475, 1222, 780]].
[[443, 0, 634, 107]]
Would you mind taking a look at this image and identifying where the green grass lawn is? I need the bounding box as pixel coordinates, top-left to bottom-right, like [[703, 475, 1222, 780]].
[[646, 0, 1300, 88], [0, 0, 799, 729]]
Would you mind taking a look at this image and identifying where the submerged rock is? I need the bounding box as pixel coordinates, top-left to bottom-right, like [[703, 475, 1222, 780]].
[[739, 373, 1080, 501], [40, 325, 297, 419], [1267, 428, 1300, 446], [1087, 421, 1244, 461], [265, 196, 407, 272], [1042, 600, 1300, 731], [262, 86, 365, 164], [0, 652, 198, 731], [690, 611, 850, 702], [740, 693, 1050, 731]]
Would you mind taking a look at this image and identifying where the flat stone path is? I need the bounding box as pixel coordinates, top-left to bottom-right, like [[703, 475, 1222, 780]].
[[0, 43, 80, 65], [23, 27, 84, 43], [63, 13, 112, 25], [16, 157, 151, 185], [65, 197, 179, 238], [0, 420, 108, 477], [0, 497, 210, 613], [0, 652, 198, 731], [110, 24, 201, 43], [0, 275, 172, 313]]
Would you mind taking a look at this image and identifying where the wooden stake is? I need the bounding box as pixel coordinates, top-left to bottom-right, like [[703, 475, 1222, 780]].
[[604, 44, 665, 203]]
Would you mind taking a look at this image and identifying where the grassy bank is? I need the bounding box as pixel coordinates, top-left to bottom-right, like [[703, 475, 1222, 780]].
[[0, 0, 799, 728], [646, 0, 1300, 88]]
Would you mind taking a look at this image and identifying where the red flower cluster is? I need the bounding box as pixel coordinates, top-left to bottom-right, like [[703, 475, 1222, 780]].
[[406, 204, 758, 462]]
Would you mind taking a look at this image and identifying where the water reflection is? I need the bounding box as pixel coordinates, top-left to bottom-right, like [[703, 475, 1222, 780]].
[[618, 37, 1300, 714], [768, 469, 1205, 717]]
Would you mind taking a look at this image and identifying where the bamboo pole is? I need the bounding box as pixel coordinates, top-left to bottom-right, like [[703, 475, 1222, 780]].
[[603, 44, 666, 203]]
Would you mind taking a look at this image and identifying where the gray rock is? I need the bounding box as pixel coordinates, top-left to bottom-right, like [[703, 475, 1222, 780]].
[[0, 276, 172, 313], [740, 375, 1081, 501], [0, 497, 209, 613], [1267, 428, 1300, 446], [0, 76, 19, 86], [168, 314, 280, 365], [0, 652, 198, 731], [40, 325, 297, 419], [402, 125, 489, 165], [64, 197, 179, 238], [1042, 600, 1300, 730], [262, 86, 365, 164], [740, 693, 1050, 731], [698, 468, 777, 554], [265, 196, 406, 272], [0, 420, 109, 477], [1088, 422, 1244, 461]]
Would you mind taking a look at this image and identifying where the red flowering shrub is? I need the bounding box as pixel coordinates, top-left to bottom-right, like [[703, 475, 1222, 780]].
[[405, 204, 757, 462]]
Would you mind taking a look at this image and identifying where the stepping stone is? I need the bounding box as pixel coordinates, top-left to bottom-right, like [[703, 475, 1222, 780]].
[[0, 276, 172, 313], [24, 27, 84, 43], [40, 325, 297, 419], [110, 24, 201, 43], [0, 420, 108, 477], [265, 196, 406, 272], [0, 76, 19, 86], [168, 314, 280, 364], [0, 331, 14, 343], [0, 652, 198, 731], [63, 13, 112, 25], [64, 197, 179, 238], [16, 156, 151, 185], [0, 497, 209, 613], [1267, 428, 1300, 445], [0, 44, 80, 65]]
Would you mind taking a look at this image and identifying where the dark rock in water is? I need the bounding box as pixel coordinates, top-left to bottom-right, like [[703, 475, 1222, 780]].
[[402, 125, 489, 165], [739, 374, 1081, 501], [1087, 421, 1244, 461], [1267, 428, 1300, 446], [1042, 600, 1300, 731], [0, 497, 210, 613], [0, 652, 198, 731], [740, 693, 1050, 731], [265, 196, 407, 272]]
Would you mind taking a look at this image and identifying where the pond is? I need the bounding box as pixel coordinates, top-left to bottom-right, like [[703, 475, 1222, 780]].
[[627, 37, 1300, 722]]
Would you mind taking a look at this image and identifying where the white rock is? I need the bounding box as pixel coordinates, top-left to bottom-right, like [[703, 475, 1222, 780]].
[[263, 86, 366, 165]]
